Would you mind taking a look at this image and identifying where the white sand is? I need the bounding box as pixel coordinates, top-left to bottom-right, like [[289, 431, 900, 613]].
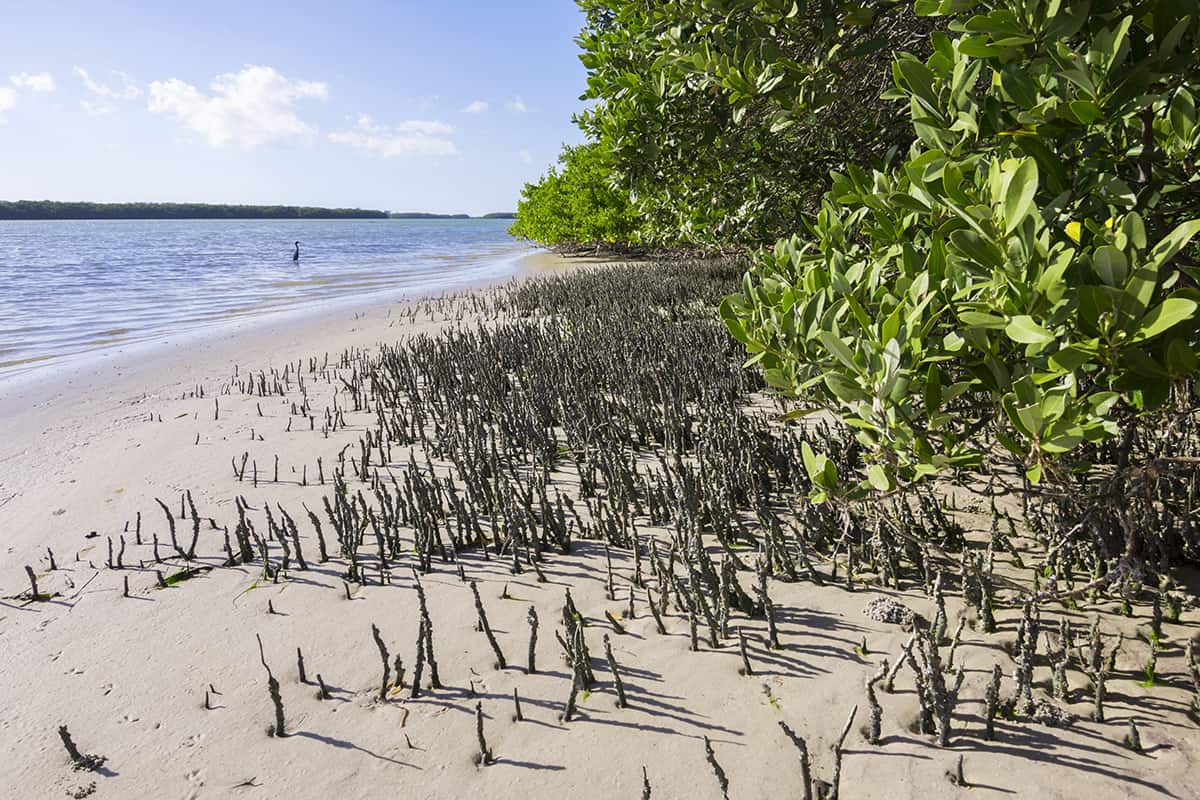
[[1, 253, 1197, 800]]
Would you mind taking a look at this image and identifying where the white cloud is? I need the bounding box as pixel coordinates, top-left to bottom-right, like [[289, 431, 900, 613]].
[[519, 149, 532, 164], [0, 71, 56, 120], [463, 99, 488, 114], [0, 86, 16, 120], [148, 65, 328, 149], [329, 114, 457, 158], [11, 72, 55, 92], [506, 96, 528, 113]]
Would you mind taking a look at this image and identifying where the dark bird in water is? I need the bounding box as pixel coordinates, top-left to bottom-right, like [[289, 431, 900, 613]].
[[293, 241, 300, 263]]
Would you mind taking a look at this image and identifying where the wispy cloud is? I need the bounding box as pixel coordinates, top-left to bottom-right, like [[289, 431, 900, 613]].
[[74, 66, 141, 115], [329, 114, 457, 158], [148, 65, 327, 149], [506, 96, 528, 113], [462, 99, 488, 114], [0, 86, 16, 120], [10, 72, 56, 92], [519, 149, 532, 164], [74, 66, 141, 99]]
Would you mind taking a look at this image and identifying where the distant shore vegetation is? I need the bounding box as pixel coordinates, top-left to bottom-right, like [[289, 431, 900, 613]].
[[0, 202, 519, 221], [0, 201, 389, 221]]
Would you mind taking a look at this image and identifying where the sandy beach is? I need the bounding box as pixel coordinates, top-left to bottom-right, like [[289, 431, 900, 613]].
[[1, 254, 1197, 800]]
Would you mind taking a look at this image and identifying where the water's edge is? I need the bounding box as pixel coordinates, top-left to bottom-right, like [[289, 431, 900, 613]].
[[0, 245, 543, 398], [0, 218, 528, 383]]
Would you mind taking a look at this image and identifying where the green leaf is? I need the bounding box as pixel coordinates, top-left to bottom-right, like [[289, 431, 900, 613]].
[[1036, 246, 1073, 299], [801, 441, 839, 491], [1121, 212, 1147, 250], [1041, 434, 1084, 454], [764, 369, 793, 390], [1016, 402, 1043, 437], [818, 330, 859, 370], [924, 363, 943, 414], [895, 57, 939, 111], [867, 464, 893, 492], [1158, 15, 1192, 59], [1097, 174, 1136, 209], [1000, 67, 1038, 108], [1086, 14, 1133, 83], [1049, 345, 1094, 372], [824, 373, 869, 402], [957, 35, 1006, 57], [1167, 338, 1199, 376], [1132, 297, 1198, 342], [950, 229, 1005, 269], [1067, 99, 1102, 124], [880, 302, 905, 343], [719, 297, 751, 344], [1147, 219, 1200, 272], [1015, 136, 1067, 195], [1170, 89, 1196, 139], [1120, 347, 1171, 378], [779, 407, 827, 422], [1078, 286, 1117, 332], [960, 311, 1008, 329], [1092, 245, 1128, 286], [892, 193, 933, 214], [1003, 158, 1039, 235], [1003, 394, 1033, 437], [1005, 315, 1055, 344], [801, 441, 821, 484]]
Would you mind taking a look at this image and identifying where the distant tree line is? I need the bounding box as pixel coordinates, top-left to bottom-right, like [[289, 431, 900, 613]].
[[0, 201, 388, 220]]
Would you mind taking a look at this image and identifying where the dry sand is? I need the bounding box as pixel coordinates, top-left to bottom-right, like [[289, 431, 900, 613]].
[[1, 253, 1197, 800]]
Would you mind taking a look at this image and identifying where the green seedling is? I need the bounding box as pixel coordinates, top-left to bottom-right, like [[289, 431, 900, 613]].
[[157, 565, 212, 588], [1138, 653, 1158, 689]]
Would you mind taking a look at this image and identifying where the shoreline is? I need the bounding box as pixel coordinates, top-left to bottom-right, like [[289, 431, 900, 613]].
[[0, 217, 525, 392], [0, 250, 587, 452]]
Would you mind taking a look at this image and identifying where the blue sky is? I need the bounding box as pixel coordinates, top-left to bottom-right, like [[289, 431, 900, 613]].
[[0, 1, 589, 214]]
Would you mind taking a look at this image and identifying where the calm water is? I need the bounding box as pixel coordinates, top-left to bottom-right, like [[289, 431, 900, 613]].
[[0, 218, 529, 378]]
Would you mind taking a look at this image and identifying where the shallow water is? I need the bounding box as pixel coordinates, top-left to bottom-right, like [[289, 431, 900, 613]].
[[0, 218, 528, 378]]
